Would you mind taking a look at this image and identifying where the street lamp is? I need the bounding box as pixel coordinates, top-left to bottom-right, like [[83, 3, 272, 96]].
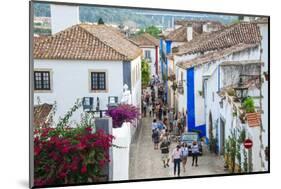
[[82, 97, 94, 111], [233, 76, 248, 102], [108, 96, 118, 108]]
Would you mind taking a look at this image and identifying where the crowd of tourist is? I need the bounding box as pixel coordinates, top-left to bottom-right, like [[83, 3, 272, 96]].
[[141, 75, 201, 177]]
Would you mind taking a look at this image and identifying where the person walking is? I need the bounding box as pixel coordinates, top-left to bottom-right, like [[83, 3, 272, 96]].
[[168, 109, 174, 132], [191, 141, 200, 166], [158, 106, 163, 120], [148, 103, 153, 117], [160, 137, 170, 168], [151, 119, 158, 132], [172, 145, 182, 176], [152, 128, 160, 150], [152, 103, 156, 118], [181, 143, 189, 172], [143, 101, 147, 117]]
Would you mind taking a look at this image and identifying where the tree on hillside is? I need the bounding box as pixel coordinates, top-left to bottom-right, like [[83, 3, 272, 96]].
[[138, 25, 161, 38], [141, 59, 151, 87], [98, 18, 105, 25]]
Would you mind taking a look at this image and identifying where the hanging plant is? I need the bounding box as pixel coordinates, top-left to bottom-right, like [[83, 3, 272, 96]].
[[242, 97, 255, 113]]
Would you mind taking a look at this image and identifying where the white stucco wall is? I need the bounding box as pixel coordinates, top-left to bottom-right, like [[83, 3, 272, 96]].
[[34, 59, 124, 125], [176, 67, 187, 114], [112, 122, 131, 181], [130, 56, 142, 137], [258, 23, 269, 171], [141, 47, 157, 76], [194, 66, 207, 126], [130, 56, 142, 111]]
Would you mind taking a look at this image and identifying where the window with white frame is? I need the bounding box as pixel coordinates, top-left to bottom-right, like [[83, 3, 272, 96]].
[[144, 50, 151, 61]]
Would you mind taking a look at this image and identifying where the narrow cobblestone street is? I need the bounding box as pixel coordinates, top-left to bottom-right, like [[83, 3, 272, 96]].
[[129, 116, 229, 180]]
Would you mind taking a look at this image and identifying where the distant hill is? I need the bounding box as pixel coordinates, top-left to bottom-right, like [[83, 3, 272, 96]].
[[33, 3, 238, 29]]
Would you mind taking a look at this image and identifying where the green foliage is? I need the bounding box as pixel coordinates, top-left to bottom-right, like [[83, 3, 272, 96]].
[[243, 148, 248, 172], [242, 97, 255, 113], [97, 18, 104, 24], [137, 25, 161, 38], [33, 28, 51, 35], [225, 128, 249, 173], [57, 99, 82, 128], [141, 59, 150, 86]]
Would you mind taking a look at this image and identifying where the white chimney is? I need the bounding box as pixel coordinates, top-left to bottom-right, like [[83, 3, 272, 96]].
[[187, 23, 193, 42], [203, 23, 208, 32], [50, 4, 80, 35]]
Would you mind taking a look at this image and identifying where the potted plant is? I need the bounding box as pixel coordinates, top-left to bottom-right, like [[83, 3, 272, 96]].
[[105, 104, 140, 128]]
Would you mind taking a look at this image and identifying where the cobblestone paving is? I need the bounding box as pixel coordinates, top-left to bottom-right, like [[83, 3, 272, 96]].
[[129, 116, 229, 180]]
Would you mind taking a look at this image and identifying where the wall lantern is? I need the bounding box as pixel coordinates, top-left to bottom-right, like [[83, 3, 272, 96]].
[[108, 96, 118, 108], [82, 97, 94, 111], [233, 76, 248, 102], [96, 97, 100, 111]]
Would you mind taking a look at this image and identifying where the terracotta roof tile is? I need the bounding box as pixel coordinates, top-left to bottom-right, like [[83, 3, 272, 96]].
[[130, 33, 159, 47], [33, 24, 142, 61], [34, 103, 53, 127], [165, 26, 200, 42], [176, 22, 261, 55], [246, 112, 261, 127]]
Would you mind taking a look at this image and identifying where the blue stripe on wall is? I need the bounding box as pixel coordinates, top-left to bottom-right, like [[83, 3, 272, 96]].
[[186, 68, 206, 138], [123, 61, 131, 90]]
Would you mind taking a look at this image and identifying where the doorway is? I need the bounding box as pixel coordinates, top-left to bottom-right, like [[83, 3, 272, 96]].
[[220, 118, 225, 155]]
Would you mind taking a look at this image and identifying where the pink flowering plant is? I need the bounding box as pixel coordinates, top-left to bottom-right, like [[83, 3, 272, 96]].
[[34, 101, 114, 187], [105, 104, 140, 128]]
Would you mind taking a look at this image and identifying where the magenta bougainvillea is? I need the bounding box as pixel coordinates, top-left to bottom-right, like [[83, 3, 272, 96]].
[[105, 104, 140, 128], [34, 126, 114, 187]]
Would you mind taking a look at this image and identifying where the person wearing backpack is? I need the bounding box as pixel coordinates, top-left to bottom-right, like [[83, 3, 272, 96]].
[[160, 137, 170, 168], [152, 128, 160, 150], [181, 143, 189, 172]]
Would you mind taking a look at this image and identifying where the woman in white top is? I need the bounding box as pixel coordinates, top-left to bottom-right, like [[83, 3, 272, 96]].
[[191, 141, 200, 166], [171, 145, 182, 176], [181, 143, 189, 172]]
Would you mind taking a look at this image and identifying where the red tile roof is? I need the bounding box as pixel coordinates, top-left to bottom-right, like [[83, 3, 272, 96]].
[[34, 103, 53, 127], [33, 24, 142, 61], [130, 33, 159, 47], [176, 22, 261, 55], [165, 20, 225, 42], [165, 26, 200, 42], [246, 112, 261, 127]]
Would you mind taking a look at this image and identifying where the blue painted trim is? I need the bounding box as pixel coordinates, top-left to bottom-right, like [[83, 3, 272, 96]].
[[186, 68, 206, 138], [165, 40, 172, 54], [123, 61, 131, 90]]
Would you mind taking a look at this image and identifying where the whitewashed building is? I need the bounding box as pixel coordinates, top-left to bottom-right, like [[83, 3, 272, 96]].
[[175, 20, 269, 172], [130, 33, 160, 77], [159, 20, 225, 109], [33, 5, 142, 125]]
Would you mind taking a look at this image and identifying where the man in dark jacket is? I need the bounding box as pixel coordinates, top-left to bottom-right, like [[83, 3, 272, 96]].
[[160, 137, 170, 168]]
